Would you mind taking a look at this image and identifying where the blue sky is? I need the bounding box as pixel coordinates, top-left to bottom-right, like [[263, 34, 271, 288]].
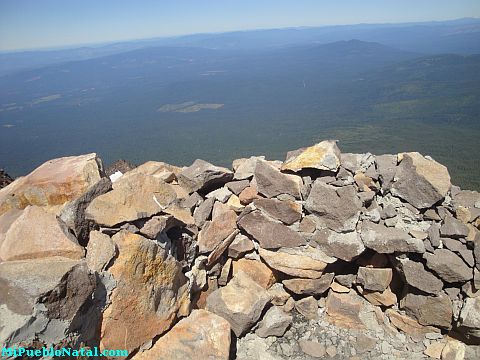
[[0, 0, 479, 51]]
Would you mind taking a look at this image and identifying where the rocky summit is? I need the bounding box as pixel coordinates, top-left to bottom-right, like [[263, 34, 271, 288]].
[[0, 139, 480, 360]]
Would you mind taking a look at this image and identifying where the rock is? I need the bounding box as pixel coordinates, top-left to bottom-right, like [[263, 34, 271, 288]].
[[132, 310, 231, 360], [457, 297, 480, 340], [232, 258, 276, 289], [335, 274, 357, 288], [281, 140, 341, 172], [394, 258, 444, 295], [206, 270, 271, 336], [254, 160, 302, 199], [100, 231, 190, 353], [424, 249, 473, 283], [0, 258, 98, 349], [268, 283, 291, 306], [122, 160, 181, 182], [194, 197, 214, 227], [355, 334, 377, 354], [226, 179, 250, 195], [391, 152, 451, 209], [376, 154, 397, 191], [253, 198, 302, 225], [237, 211, 305, 249], [139, 215, 178, 239], [312, 229, 365, 261], [299, 340, 326, 358], [360, 221, 425, 253], [238, 185, 260, 205], [228, 233, 254, 258], [283, 273, 334, 295], [356, 267, 392, 292], [0, 205, 84, 262], [424, 341, 446, 359], [331, 281, 350, 293], [207, 229, 239, 266], [58, 177, 112, 245], [226, 194, 244, 211], [163, 204, 195, 225], [0, 169, 13, 189], [441, 338, 465, 360], [105, 159, 136, 177], [233, 156, 264, 180], [86, 231, 116, 272], [305, 182, 362, 232], [401, 292, 453, 329], [181, 191, 203, 211], [259, 246, 335, 279], [440, 215, 470, 239], [341, 153, 375, 174], [326, 345, 337, 357], [386, 309, 441, 338], [0, 153, 103, 216], [295, 296, 318, 320], [256, 306, 292, 337], [178, 159, 233, 193], [206, 187, 233, 203], [325, 291, 374, 330], [299, 215, 317, 233], [85, 173, 177, 227], [358, 286, 397, 307], [198, 209, 237, 253]]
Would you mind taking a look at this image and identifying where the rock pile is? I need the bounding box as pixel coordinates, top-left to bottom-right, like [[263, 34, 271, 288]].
[[1, 141, 479, 359]]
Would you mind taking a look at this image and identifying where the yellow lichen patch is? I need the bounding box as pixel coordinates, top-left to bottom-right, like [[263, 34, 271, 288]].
[[281, 140, 340, 172]]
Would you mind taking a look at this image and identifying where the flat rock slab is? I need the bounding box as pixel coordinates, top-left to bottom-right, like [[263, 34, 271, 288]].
[[393, 258, 443, 295], [391, 152, 451, 209], [356, 267, 392, 292], [0, 153, 103, 216], [237, 211, 305, 249], [0, 205, 84, 262], [305, 182, 361, 232], [132, 310, 231, 360], [283, 273, 334, 295], [360, 221, 425, 253], [281, 140, 341, 172], [424, 248, 473, 283], [198, 209, 237, 253], [100, 231, 190, 353], [85, 173, 177, 227], [254, 160, 302, 199], [312, 229, 365, 261], [253, 198, 302, 225], [401, 292, 453, 329], [440, 214, 470, 239], [206, 270, 271, 337], [386, 309, 441, 338], [259, 246, 335, 279], [178, 159, 233, 193]]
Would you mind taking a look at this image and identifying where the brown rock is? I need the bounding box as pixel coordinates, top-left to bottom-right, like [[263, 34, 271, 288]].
[[325, 291, 367, 329], [226, 179, 250, 195], [299, 340, 326, 358], [198, 209, 237, 253], [100, 231, 190, 353], [424, 249, 473, 283], [139, 215, 178, 239], [441, 338, 465, 360], [358, 286, 397, 307], [0, 153, 103, 216], [132, 310, 231, 360], [253, 198, 302, 225], [295, 296, 319, 320], [86, 231, 116, 272], [122, 161, 181, 182], [386, 309, 440, 338], [356, 267, 392, 292], [254, 159, 302, 199], [238, 186, 260, 205], [228, 233, 254, 258], [232, 258, 276, 289], [178, 159, 233, 193], [299, 215, 317, 233], [283, 273, 334, 295], [0, 206, 84, 262], [312, 229, 365, 261], [424, 341, 446, 359], [237, 211, 305, 249], [281, 140, 341, 172], [400, 292, 453, 329]]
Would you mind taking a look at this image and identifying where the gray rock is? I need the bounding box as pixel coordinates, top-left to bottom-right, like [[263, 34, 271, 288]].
[[226, 179, 250, 195], [256, 306, 293, 338], [254, 160, 302, 199], [299, 340, 326, 358], [312, 229, 365, 261], [424, 248, 473, 283], [206, 187, 233, 203], [440, 214, 470, 239], [356, 267, 392, 292], [228, 233, 255, 258], [335, 274, 357, 288], [86, 231, 116, 272], [376, 154, 397, 191], [360, 221, 425, 254], [139, 215, 178, 239], [233, 156, 264, 180], [457, 297, 480, 340], [393, 258, 443, 295], [341, 153, 375, 174], [237, 211, 305, 249], [193, 197, 214, 227], [253, 198, 302, 225], [401, 292, 453, 329], [428, 223, 441, 248], [295, 296, 318, 320], [180, 191, 203, 211], [305, 182, 362, 232], [178, 159, 233, 193]]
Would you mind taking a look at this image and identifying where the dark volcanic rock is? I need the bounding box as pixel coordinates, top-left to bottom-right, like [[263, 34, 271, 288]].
[[105, 159, 136, 176], [0, 169, 13, 189]]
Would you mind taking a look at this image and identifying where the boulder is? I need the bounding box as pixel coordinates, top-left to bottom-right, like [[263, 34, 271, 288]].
[[0, 153, 103, 216], [281, 140, 341, 172], [254, 160, 302, 199], [237, 211, 305, 249], [238, 186, 260, 205], [259, 246, 335, 279], [341, 152, 375, 174], [0, 205, 84, 262], [253, 198, 302, 225], [305, 182, 361, 232], [100, 231, 190, 353], [206, 270, 271, 336], [86, 231, 116, 272], [232, 258, 276, 289], [424, 249, 473, 283], [256, 306, 292, 338], [393, 258, 444, 295], [268, 283, 291, 306], [312, 229, 365, 261], [178, 159, 233, 193], [283, 273, 334, 295], [356, 267, 392, 292], [198, 209, 237, 253], [391, 152, 451, 209], [401, 292, 453, 329], [85, 173, 177, 227], [360, 221, 425, 254], [132, 310, 231, 360]]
